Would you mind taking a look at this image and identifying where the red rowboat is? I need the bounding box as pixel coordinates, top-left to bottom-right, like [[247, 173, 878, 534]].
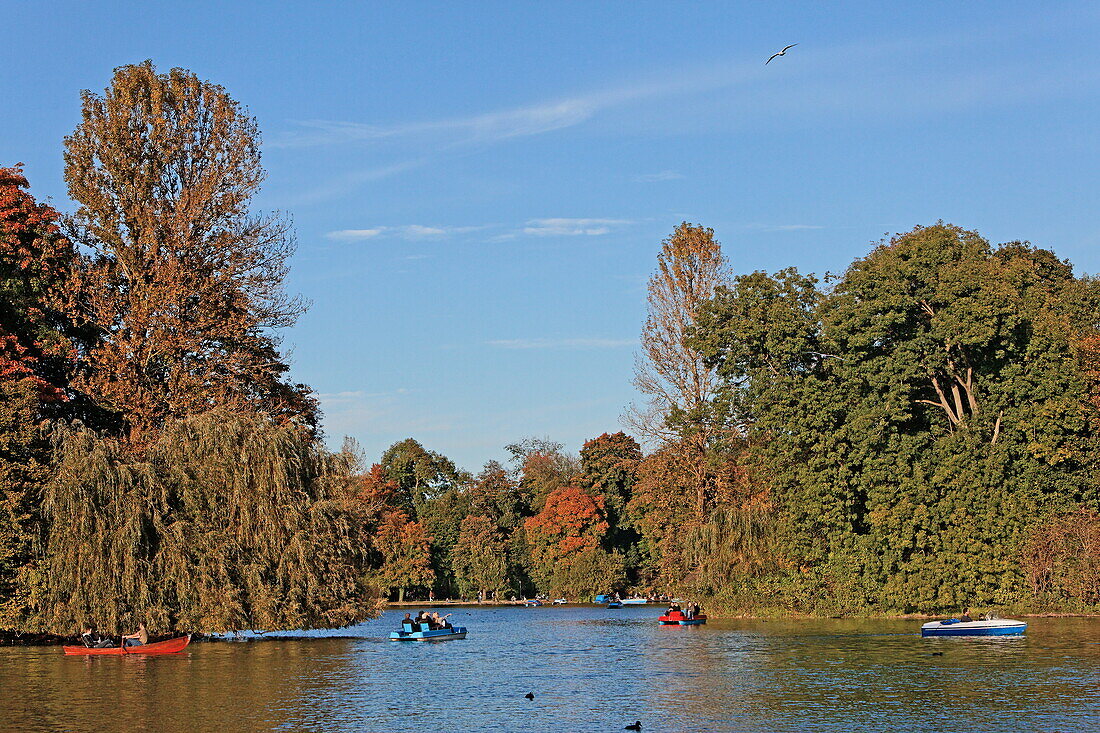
[[63, 635, 191, 655]]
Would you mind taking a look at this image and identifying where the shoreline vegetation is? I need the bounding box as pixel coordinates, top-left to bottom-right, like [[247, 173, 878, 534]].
[[3, 61, 1100, 642]]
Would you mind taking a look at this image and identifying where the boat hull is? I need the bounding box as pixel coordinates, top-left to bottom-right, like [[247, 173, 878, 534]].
[[921, 619, 1026, 637], [390, 626, 468, 642], [607, 602, 623, 609], [63, 635, 191, 655]]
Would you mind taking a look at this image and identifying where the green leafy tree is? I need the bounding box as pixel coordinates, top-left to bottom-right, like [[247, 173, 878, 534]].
[[691, 223, 1100, 613], [451, 515, 508, 601], [34, 410, 380, 634], [380, 438, 465, 511]]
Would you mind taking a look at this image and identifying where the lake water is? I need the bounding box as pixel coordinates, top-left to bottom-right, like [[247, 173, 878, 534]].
[[2, 606, 1097, 732]]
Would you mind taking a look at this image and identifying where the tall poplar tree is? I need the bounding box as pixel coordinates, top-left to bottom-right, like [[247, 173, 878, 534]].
[[63, 61, 314, 446], [627, 222, 730, 517]]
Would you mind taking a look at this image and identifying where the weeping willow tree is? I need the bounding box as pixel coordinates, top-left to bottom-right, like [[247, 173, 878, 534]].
[[30, 409, 379, 634], [682, 506, 781, 600]]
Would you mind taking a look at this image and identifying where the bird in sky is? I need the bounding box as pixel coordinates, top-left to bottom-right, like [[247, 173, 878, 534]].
[[766, 43, 798, 64]]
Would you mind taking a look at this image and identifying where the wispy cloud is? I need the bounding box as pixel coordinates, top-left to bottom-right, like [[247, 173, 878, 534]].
[[488, 337, 636, 350], [327, 228, 384, 241], [326, 224, 487, 241], [275, 97, 607, 150], [326, 218, 634, 242], [633, 170, 684, 183], [522, 218, 633, 237]]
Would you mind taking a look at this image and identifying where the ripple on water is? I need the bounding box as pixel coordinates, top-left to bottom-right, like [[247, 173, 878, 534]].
[[2, 610, 1099, 732]]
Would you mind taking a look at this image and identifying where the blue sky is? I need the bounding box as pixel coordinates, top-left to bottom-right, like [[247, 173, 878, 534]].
[[4, 2, 1100, 471]]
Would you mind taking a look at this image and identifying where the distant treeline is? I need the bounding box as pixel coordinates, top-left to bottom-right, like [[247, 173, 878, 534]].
[[3, 62, 1099, 636]]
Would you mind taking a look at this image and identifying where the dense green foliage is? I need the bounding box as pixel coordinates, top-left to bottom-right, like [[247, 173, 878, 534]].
[[690, 223, 1100, 613]]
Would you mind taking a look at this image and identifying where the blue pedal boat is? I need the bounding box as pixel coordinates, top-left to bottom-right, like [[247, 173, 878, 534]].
[[390, 623, 468, 642], [921, 618, 1026, 637]]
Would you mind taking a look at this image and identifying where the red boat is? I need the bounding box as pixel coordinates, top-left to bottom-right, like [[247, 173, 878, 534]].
[[658, 611, 707, 626], [63, 635, 191, 655]]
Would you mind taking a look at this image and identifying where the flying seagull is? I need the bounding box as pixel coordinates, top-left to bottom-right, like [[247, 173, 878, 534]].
[[766, 43, 798, 64]]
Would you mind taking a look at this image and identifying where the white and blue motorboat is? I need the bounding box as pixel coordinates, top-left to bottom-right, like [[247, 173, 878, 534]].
[[920, 618, 1027, 637], [390, 623, 468, 642], [621, 598, 649, 605]]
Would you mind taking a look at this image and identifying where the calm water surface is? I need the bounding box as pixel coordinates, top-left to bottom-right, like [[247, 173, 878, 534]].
[[2, 607, 1097, 732]]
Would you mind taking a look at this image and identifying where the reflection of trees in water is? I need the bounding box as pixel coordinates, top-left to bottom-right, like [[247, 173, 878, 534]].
[[3, 615, 1099, 732], [0, 640, 362, 732]]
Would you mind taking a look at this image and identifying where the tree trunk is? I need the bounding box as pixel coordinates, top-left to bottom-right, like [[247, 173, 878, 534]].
[[398, 587, 405, 603]]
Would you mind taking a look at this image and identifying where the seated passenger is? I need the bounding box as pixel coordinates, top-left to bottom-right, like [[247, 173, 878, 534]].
[[960, 608, 973, 622], [401, 612, 416, 630]]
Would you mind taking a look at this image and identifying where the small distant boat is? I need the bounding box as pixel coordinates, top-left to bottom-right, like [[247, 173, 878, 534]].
[[621, 598, 649, 605], [523, 599, 542, 607], [63, 635, 192, 655], [659, 611, 707, 626], [552, 598, 567, 605], [921, 618, 1027, 637], [607, 601, 623, 609], [390, 624, 468, 642]]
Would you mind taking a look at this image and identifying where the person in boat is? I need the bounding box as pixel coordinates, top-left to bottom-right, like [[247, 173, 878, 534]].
[[691, 603, 701, 618], [960, 608, 973, 622], [121, 622, 148, 647], [402, 612, 417, 630], [666, 602, 681, 616], [432, 612, 453, 630], [80, 627, 113, 648]]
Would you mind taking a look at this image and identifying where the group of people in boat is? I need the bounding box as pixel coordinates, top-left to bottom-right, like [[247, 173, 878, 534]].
[[401, 611, 453, 632], [665, 602, 702, 619], [80, 622, 148, 648]]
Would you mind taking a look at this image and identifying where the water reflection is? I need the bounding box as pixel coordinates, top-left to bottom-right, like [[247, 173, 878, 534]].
[[2, 610, 1098, 732]]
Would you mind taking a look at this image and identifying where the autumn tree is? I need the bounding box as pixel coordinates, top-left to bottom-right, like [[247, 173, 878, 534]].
[[0, 165, 85, 628], [524, 486, 621, 595], [63, 61, 313, 446], [626, 222, 731, 517], [451, 515, 509, 601], [507, 437, 579, 511], [373, 511, 434, 602]]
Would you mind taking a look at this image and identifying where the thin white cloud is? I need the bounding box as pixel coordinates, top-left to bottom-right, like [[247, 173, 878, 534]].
[[326, 228, 384, 240], [276, 97, 605, 149], [325, 224, 486, 241], [522, 218, 633, 237], [488, 338, 636, 350], [633, 170, 684, 183]]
